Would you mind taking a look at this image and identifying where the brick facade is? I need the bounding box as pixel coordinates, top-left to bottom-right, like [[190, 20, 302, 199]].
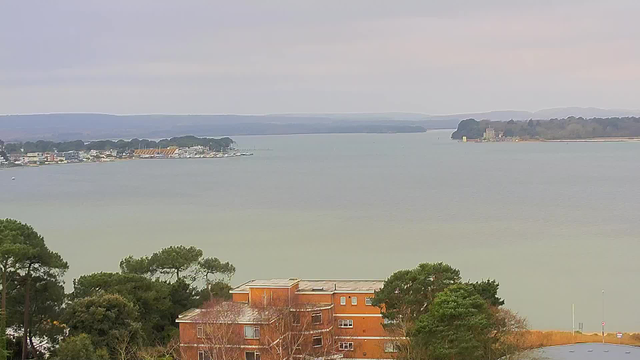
[[178, 279, 401, 360]]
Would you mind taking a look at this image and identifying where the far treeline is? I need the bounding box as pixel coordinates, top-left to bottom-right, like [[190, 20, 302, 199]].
[[1, 136, 235, 154], [0, 218, 534, 360], [451, 116, 640, 140]]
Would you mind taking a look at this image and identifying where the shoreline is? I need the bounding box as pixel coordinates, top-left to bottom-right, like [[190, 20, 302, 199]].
[[0, 152, 253, 170], [541, 137, 640, 143], [461, 137, 640, 143]]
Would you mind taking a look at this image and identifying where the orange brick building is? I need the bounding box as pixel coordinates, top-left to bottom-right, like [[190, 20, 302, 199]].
[[178, 279, 402, 360]]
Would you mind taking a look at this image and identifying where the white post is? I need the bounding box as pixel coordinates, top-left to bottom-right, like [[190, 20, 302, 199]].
[[572, 304, 575, 337], [602, 290, 605, 344]]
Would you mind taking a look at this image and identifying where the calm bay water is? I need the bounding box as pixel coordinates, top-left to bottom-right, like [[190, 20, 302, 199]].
[[2, 130, 640, 331]]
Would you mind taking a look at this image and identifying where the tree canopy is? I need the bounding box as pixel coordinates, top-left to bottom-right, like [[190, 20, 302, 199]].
[[120, 245, 235, 284], [1, 220, 236, 360], [451, 116, 640, 140], [64, 293, 141, 355], [412, 284, 495, 360], [373, 262, 525, 360], [51, 334, 108, 360], [0, 219, 68, 360], [71, 272, 174, 344], [372, 262, 461, 322], [3, 136, 235, 154]]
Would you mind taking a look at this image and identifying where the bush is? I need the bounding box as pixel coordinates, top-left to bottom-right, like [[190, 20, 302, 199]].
[[53, 334, 97, 360]]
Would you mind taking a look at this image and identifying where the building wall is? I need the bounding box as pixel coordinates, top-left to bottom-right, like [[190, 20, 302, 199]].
[[330, 292, 393, 359], [180, 321, 274, 360], [335, 315, 386, 337], [333, 293, 378, 314], [295, 293, 333, 304], [337, 338, 395, 359], [181, 285, 396, 360], [233, 292, 249, 302], [249, 287, 293, 307], [180, 322, 198, 345]]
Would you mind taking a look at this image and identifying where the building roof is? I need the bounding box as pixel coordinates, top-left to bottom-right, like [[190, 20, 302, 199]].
[[298, 280, 384, 293], [177, 302, 280, 324], [133, 148, 177, 156], [231, 279, 384, 294]]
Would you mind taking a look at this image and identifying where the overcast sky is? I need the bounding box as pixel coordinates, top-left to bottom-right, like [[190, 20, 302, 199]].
[[1, 0, 639, 115]]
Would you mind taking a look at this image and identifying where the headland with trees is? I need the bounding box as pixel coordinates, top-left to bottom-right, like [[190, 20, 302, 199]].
[[451, 116, 640, 141], [0, 136, 249, 168], [1, 136, 235, 154]]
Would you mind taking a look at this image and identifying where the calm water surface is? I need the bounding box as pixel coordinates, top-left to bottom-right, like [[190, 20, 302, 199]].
[[2, 131, 639, 331]]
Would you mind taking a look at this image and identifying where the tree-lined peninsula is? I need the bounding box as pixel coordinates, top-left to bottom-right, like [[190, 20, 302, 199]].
[[452, 116, 640, 140], [2, 136, 235, 154]]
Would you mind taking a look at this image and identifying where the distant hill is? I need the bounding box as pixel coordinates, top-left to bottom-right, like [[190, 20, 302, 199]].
[[0, 113, 437, 142], [425, 107, 640, 122], [1, 108, 638, 142]]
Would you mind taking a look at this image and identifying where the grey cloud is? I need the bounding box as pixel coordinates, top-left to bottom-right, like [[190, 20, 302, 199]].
[[1, 0, 639, 114]]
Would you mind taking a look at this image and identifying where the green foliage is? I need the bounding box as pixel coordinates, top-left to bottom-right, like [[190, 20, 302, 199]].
[[3, 136, 235, 154], [0, 219, 30, 360], [118, 257, 152, 277], [199, 257, 235, 283], [1, 222, 233, 360], [121, 246, 235, 285], [0, 219, 68, 360], [452, 116, 640, 140], [121, 246, 203, 282], [375, 263, 527, 360], [78, 246, 235, 353], [52, 334, 98, 360], [168, 279, 200, 325], [372, 262, 461, 322], [198, 281, 233, 303], [71, 273, 173, 344], [451, 119, 485, 140], [6, 274, 66, 346], [470, 279, 504, 307], [64, 293, 142, 352], [413, 284, 495, 360], [148, 246, 203, 281]]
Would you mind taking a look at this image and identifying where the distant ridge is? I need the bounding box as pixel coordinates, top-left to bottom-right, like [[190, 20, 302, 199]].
[[1, 107, 639, 142]]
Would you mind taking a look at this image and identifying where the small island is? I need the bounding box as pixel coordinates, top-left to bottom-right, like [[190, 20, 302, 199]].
[[0, 135, 252, 167], [451, 116, 640, 142]]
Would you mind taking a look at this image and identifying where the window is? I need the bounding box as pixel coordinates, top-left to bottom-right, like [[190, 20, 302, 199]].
[[196, 324, 204, 338], [244, 325, 260, 339], [340, 296, 346, 305], [339, 342, 354, 351], [384, 342, 400, 353], [351, 296, 357, 305], [198, 351, 211, 360], [245, 351, 261, 360], [365, 297, 373, 306], [383, 318, 398, 325], [312, 336, 323, 347], [312, 312, 322, 324], [292, 313, 301, 326], [338, 319, 353, 328]]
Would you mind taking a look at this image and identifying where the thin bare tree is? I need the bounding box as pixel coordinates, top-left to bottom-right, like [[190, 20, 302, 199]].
[[197, 300, 252, 360], [264, 305, 340, 360]]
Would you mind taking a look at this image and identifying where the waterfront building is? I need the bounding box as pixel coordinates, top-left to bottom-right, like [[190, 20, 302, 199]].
[[133, 148, 178, 158], [484, 127, 496, 141], [178, 279, 401, 360], [63, 151, 80, 162]]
